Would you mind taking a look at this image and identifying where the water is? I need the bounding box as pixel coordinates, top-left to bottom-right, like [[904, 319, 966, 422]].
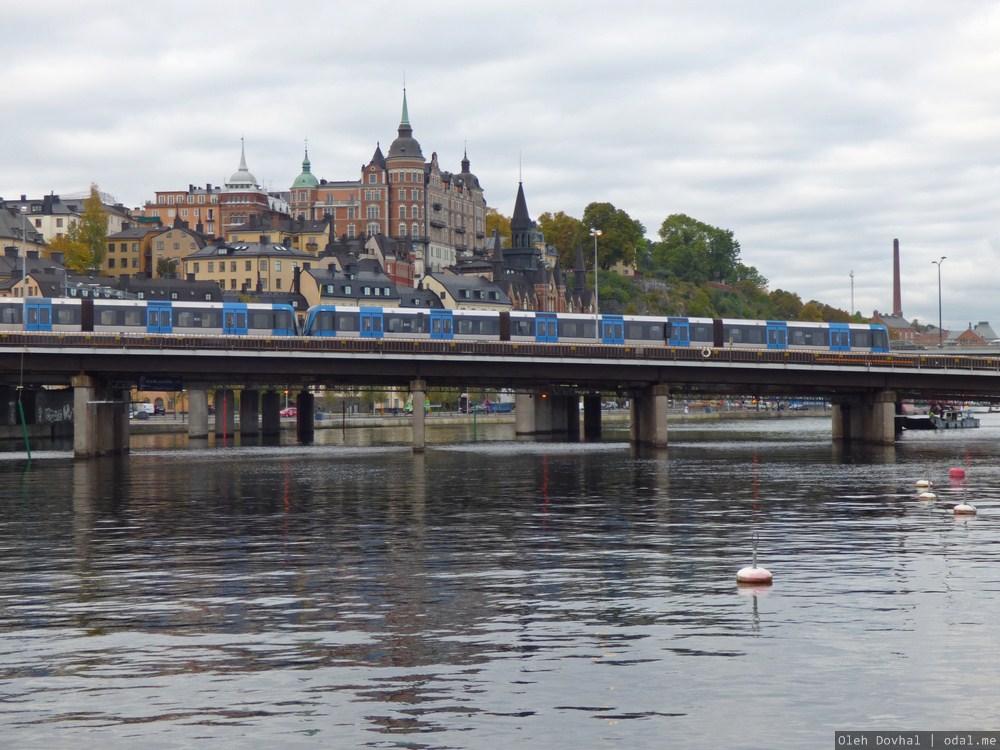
[[2, 414, 1000, 748]]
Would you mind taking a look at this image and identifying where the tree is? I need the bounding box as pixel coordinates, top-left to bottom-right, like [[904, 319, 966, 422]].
[[768, 289, 803, 320], [485, 208, 511, 248], [537, 211, 586, 268], [652, 214, 762, 287], [63, 184, 107, 272], [581, 202, 646, 270]]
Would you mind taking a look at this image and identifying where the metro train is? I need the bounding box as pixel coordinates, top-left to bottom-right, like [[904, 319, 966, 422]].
[[0, 297, 891, 353]]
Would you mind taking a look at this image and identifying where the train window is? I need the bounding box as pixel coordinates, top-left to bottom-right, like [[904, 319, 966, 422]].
[[559, 319, 584, 338], [336, 313, 359, 332], [123, 309, 143, 327], [1, 305, 22, 323], [249, 311, 271, 329], [690, 323, 713, 342], [55, 306, 79, 325], [853, 330, 871, 348], [98, 309, 118, 326], [511, 319, 533, 336], [176, 311, 194, 328]]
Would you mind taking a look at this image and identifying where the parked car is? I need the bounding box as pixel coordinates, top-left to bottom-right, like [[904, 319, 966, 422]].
[[130, 410, 149, 420], [279, 407, 297, 417], [153, 404, 165, 415]]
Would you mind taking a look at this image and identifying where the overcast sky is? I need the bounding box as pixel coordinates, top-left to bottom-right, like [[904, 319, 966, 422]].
[[4, 1, 1000, 330]]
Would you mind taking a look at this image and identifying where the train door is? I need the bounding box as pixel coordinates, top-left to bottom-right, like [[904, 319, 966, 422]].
[[223, 303, 248, 335], [360, 307, 384, 339], [147, 302, 173, 333], [24, 300, 53, 332], [535, 314, 558, 342], [667, 317, 690, 346], [766, 321, 788, 349], [829, 323, 850, 352], [430, 309, 454, 340], [601, 314, 625, 344]]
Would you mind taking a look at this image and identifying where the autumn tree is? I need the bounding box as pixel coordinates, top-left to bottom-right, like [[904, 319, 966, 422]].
[[62, 185, 107, 272], [484, 208, 511, 248], [537, 211, 586, 268]]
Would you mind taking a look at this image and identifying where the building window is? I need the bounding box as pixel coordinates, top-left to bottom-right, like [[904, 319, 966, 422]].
[[363, 287, 371, 295], [157, 241, 164, 251], [399, 223, 406, 235], [344, 285, 351, 295], [245, 260, 251, 271], [347, 207, 356, 220], [366, 205, 379, 219], [132, 242, 138, 252], [230, 261, 236, 272], [347, 225, 356, 238], [109, 258, 116, 268], [399, 206, 407, 219], [412, 223, 419, 236], [208, 261, 214, 272], [193, 263, 200, 273], [56, 218, 63, 228], [368, 173, 377, 184], [367, 223, 379, 237], [383, 287, 390, 296], [198, 195, 205, 204], [275, 261, 281, 272], [132, 257, 139, 268], [259, 259, 268, 271]]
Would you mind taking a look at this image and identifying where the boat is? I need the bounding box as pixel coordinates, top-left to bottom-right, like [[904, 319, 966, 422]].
[[929, 408, 980, 429], [896, 405, 980, 431]]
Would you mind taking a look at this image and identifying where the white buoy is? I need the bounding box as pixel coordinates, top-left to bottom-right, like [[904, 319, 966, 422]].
[[737, 566, 773, 585], [918, 491, 937, 501], [916, 479, 932, 489], [954, 502, 977, 515]]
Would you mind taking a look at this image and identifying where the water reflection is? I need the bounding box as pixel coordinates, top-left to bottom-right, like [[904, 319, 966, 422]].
[[1, 416, 1000, 747]]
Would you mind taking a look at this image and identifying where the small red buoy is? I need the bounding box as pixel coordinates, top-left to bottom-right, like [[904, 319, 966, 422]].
[[954, 502, 977, 515], [737, 566, 773, 585], [949, 467, 966, 479]]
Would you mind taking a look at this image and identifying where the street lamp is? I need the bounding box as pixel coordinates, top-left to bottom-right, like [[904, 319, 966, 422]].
[[932, 256, 946, 348], [590, 228, 602, 341], [20, 206, 28, 298]]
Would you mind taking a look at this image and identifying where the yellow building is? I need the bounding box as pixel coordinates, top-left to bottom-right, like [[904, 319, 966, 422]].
[[182, 240, 314, 294]]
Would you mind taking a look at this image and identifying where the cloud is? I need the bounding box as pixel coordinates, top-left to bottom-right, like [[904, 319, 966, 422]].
[[3, 0, 1000, 328]]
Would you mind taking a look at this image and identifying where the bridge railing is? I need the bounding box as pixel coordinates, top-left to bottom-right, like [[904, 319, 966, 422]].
[[4, 332, 1000, 373]]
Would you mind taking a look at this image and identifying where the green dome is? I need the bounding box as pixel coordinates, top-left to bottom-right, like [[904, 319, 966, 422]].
[[292, 149, 319, 189]]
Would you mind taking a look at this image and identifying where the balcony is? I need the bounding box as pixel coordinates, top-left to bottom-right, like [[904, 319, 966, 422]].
[[429, 219, 446, 229]]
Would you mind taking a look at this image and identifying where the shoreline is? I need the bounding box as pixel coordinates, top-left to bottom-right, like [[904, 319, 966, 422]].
[[0, 407, 824, 444]]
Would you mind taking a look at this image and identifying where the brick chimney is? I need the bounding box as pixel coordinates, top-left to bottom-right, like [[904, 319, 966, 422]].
[[892, 238, 902, 317]]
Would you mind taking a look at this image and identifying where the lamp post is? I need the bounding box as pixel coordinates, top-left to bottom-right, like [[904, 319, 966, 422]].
[[20, 206, 28, 298], [590, 228, 602, 341], [932, 256, 946, 348]]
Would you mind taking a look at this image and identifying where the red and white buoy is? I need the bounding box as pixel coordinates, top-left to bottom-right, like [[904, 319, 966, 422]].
[[737, 565, 773, 585]]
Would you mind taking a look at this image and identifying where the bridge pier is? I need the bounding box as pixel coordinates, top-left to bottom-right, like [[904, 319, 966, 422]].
[[411, 379, 426, 453], [261, 390, 281, 436], [188, 389, 209, 439], [515, 392, 536, 435], [831, 391, 896, 445], [296, 390, 314, 443], [630, 384, 669, 448], [72, 374, 129, 458], [240, 389, 260, 438], [583, 394, 602, 440]]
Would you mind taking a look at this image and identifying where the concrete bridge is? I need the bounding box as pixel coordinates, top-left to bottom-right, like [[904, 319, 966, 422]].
[[3, 331, 1000, 457]]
